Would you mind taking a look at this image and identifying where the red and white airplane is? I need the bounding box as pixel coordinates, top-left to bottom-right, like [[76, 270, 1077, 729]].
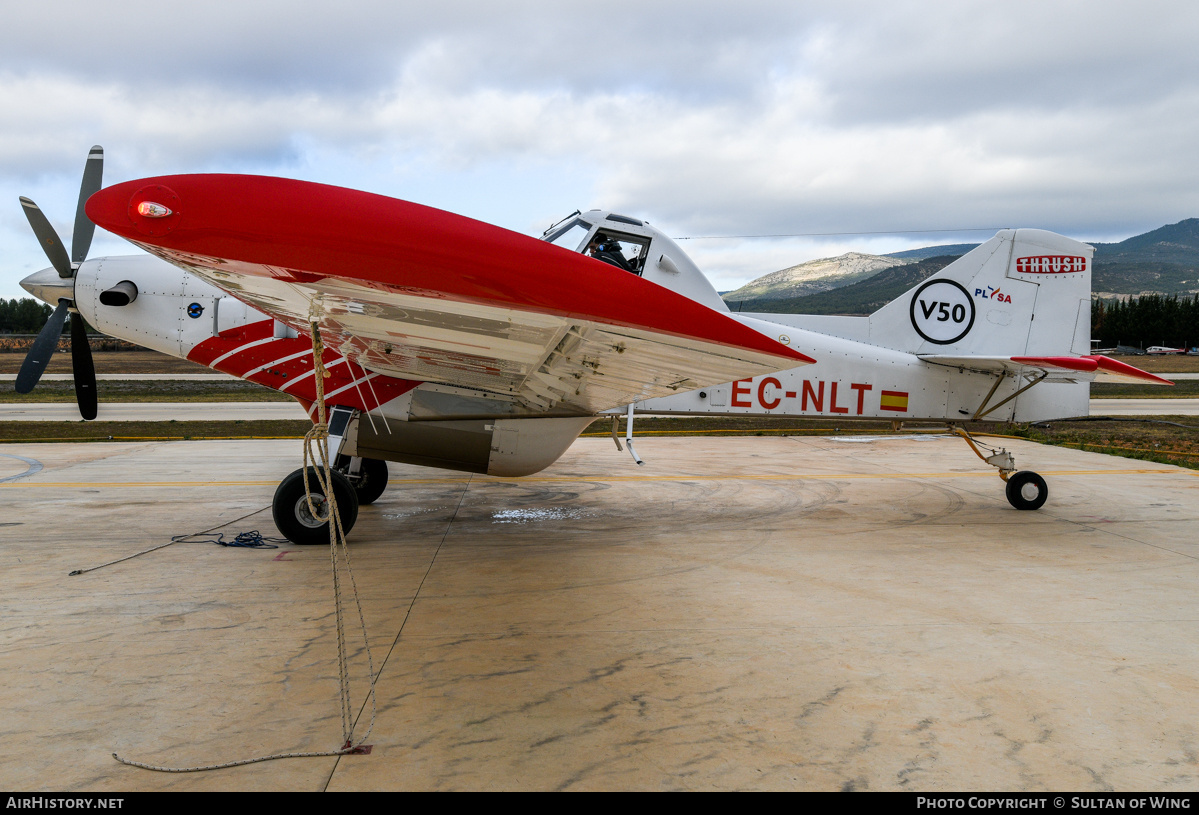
[[15, 147, 1171, 543]]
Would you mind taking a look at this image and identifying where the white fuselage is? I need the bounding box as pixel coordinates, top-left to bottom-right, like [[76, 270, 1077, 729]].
[[53, 244, 1088, 431], [24, 223, 1098, 476]]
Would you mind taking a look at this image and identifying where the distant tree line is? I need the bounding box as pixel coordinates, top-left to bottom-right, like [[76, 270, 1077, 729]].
[[1092, 293, 1199, 349], [0, 298, 57, 334]]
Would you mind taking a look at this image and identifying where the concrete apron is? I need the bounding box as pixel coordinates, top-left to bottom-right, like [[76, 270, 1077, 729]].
[[1, 435, 1197, 791]]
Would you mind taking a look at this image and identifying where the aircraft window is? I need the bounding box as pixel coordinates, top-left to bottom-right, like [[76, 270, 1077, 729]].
[[606, 213, 644, 226], [584, 230, 651, 276], [543, 218, 592, 252]]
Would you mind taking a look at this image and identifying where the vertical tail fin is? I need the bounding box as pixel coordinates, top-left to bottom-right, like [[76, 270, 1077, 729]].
[[867, 229, 1093, 357]]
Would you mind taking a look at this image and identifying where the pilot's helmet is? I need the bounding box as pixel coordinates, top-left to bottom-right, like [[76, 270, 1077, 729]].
[[594, 234, 621, 253]]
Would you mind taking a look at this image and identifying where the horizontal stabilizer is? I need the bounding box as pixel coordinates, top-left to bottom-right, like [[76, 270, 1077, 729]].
[[1083, 355, 1173, 385], [919, 354, 1172, 385]]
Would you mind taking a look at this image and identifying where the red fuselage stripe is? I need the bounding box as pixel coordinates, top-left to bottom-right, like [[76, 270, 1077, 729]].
[[186, 321, 421, 413]]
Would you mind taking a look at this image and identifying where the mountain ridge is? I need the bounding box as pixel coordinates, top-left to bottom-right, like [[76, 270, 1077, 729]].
[[722, 251, 908, 303], [723, 218, 1199, 314]]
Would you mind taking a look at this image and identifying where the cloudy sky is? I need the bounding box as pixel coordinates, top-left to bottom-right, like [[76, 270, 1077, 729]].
[[3, 0, 1199, 300]]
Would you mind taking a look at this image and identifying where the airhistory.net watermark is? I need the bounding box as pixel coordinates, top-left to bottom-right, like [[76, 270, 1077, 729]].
[[5, 799, 123, 809]]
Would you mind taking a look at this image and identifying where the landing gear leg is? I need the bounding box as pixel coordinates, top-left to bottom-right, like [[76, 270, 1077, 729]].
[[335, 455, 389, 505], [273, 404, 367, 544], [949, 424, 1047, 511]]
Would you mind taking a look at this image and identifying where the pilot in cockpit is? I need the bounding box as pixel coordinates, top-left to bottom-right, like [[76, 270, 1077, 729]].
[[587, 233, 634, 273]]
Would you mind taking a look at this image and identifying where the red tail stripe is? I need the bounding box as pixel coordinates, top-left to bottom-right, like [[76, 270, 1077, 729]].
[[1011, 356, 1099, 373], [1082, 355, 1174, 385]]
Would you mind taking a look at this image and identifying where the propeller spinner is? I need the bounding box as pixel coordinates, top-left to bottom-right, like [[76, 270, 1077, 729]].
[[14, 145, 103, 420]]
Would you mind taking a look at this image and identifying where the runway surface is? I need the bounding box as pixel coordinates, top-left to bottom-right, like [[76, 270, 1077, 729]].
[[3, 398, 1198, 421], [0, 401, 309, 421], [1, 436, 1197, 791], [0, 373, 241, 381], [7, 372, 1197, 381], [1088, 398, 1199, 415]]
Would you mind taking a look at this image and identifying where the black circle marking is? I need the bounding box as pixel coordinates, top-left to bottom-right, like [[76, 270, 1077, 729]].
[[909, 279, 975, 345]]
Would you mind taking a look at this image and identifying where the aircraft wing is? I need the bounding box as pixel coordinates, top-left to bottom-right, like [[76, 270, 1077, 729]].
[[87, 175, 812, 415], [919, 354, 1172, 385]]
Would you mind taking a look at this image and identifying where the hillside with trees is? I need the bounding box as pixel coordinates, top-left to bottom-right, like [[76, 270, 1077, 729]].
[[731, 256, 960, 315]]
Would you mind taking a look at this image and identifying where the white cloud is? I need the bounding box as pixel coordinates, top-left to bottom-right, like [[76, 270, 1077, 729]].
[[4, 1, 1199, 300]]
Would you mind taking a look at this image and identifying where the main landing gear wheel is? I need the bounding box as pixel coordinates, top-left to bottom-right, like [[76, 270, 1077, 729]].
[[1005, 470, 1048, 511], [272, 467, 359, 545], [335, 456, 389, 505]]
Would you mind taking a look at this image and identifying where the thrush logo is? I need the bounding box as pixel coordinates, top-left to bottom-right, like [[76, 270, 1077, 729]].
[[1015, 256, 1087, 274]]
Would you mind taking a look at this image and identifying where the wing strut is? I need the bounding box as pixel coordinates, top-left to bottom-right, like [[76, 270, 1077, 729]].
[[624, 403, 645, 466], [972, 372, 1048, 420]]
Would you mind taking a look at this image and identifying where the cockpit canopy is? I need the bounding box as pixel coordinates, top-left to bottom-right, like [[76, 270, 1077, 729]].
[[541, 209, 728, 312]]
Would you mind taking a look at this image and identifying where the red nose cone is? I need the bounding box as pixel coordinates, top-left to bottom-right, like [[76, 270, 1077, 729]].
[[84, 180, 137, 240]]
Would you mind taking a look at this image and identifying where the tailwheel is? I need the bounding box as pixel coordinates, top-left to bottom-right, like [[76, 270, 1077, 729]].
[[1005, 470, 1048, 511], [335, 456, 390, 505], [949, 424, 1049, 511], [272, 466, 359, 545]]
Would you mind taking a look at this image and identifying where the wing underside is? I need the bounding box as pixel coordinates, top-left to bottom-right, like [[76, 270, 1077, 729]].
[[178, 255, 806, 415]]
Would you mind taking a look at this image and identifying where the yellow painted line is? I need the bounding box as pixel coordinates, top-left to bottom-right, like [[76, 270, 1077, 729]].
[[485, 469, 1189, 482], [0, 480, 284, 488], [1, 468, 1187, 489], [0, 436, 303, 443], [1056, 442, 1199, 458], [580, 428, 895, 436]]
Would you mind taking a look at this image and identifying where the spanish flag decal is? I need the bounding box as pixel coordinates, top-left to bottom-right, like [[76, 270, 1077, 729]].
[[880, 390, 909, 412]]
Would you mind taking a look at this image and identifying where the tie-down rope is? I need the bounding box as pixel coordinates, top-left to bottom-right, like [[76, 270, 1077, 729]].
[[113, 322, 379, 772]]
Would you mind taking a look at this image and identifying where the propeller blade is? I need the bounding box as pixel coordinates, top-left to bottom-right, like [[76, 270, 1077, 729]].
[[20, 197, 72, 278], [70, 311, 97, 420], [15, 300, 70, 393], [71, 145, 104, 265]]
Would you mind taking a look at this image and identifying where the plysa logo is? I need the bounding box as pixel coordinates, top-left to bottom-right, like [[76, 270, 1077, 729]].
[[1015, 256, 1087, 274], [910, 279, 975, 345], [975, 285, 1012, 304]]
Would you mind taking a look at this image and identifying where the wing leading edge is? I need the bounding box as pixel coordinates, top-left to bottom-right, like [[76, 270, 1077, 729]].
[[86, 175, 812, 414]]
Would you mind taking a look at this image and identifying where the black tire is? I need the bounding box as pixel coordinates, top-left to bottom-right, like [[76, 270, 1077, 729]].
[[356, 458, 389, 505], [272, 467, 359, 545], [1005, 470, 1048, 511], [334, 456, 390, 505]]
